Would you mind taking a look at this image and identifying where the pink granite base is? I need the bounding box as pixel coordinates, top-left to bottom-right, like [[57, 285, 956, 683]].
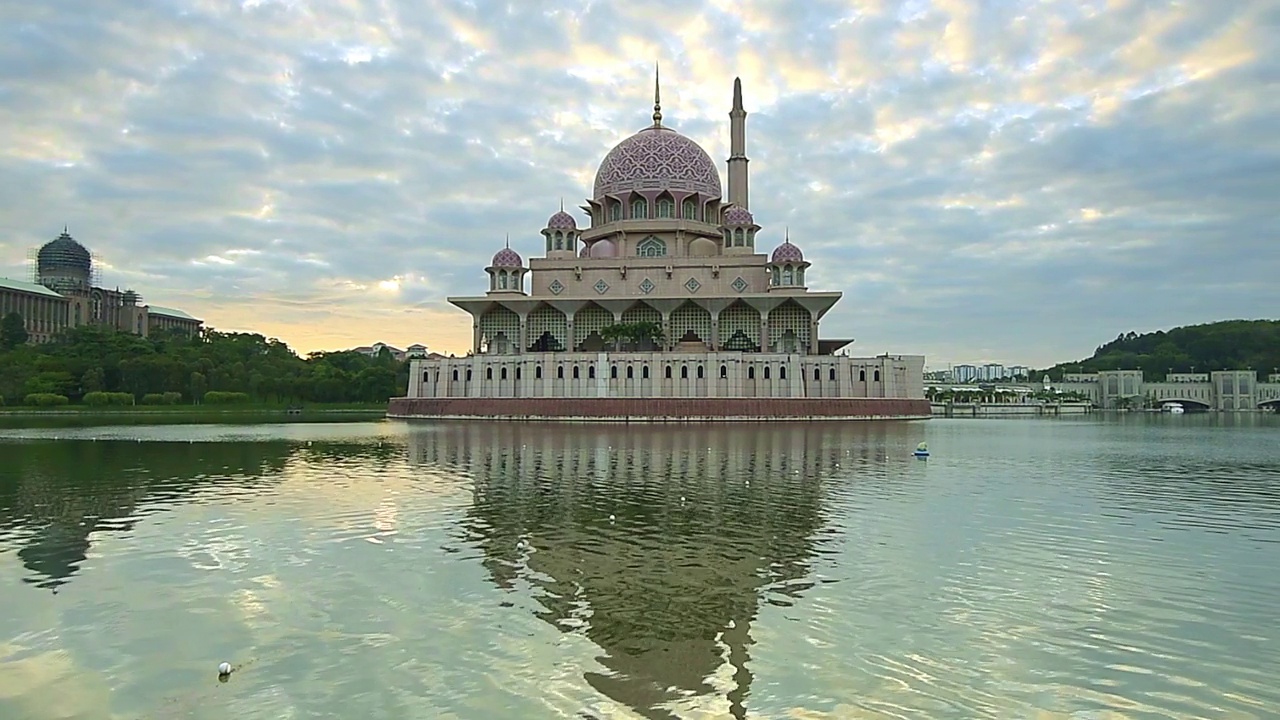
[[387, 397, 932, 422]]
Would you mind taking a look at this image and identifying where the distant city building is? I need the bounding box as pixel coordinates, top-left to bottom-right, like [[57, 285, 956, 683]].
[[0, 229, 201, 343], [952, 364, 978, 383], [349, 342, 436, 362], [1053, 370, 1280, 411], [950, 363, 1030, 382]]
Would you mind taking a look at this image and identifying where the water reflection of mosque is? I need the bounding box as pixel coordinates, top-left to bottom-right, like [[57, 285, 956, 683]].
[[0, 440, 292, 592], [407, 421, 921, 719]]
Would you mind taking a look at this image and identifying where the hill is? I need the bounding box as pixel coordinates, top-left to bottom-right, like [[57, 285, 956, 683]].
[[1042, 319, 1280, 382]]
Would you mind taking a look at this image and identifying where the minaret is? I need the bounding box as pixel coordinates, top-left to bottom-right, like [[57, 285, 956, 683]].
[[728, 77, 749, 210]]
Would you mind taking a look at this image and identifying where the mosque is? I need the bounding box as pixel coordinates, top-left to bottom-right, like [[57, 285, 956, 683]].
[[390, 74, 929, 421], [0, 229, 202, 343]]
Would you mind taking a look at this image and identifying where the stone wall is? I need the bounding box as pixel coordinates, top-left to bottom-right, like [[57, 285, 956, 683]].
[[387, 397, 932, 421]]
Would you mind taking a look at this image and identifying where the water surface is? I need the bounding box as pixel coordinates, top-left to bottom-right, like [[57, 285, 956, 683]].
[[1, 414, 1277, 718]]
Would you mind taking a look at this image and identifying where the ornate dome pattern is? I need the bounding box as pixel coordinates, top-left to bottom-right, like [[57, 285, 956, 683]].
[[723, 206, 754, 225], [490, 247, 524, 268], [546, 210, 577, 230], [771, 241, 804, 263], [593, 127, 722, 199]]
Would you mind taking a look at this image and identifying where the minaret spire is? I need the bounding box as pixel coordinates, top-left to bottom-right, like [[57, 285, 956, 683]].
[[728, 77, 750, 210], [505, 233, 510, 249], [652, 63, 662, 127]]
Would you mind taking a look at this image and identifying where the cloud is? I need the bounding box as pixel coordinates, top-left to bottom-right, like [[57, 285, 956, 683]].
[[0, 0, 1275, 366]]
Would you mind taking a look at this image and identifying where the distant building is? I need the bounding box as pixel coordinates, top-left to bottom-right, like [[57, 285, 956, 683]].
[[0, 229, 201, 344], [349, 342, 433, 362], [1054, 369, 1280, 411], [951, 364, 978, 383]]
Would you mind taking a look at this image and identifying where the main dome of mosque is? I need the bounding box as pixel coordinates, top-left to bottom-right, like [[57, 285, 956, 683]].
[[592, 126, 722, 200]]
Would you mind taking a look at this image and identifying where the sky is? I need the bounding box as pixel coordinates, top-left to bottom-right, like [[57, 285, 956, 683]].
[[1, 0, 1276, 368]]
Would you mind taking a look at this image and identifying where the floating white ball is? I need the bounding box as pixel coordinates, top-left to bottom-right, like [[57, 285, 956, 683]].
[[218, 662, 232, 676]]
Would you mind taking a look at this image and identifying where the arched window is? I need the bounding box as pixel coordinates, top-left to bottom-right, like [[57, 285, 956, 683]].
[[516, 367, 522, 380], [696, 365, 705, 379], [500, 367, 507, 380], [498, 272, 508, 289], [681, 365, 689, 379], [780, 366, 788, 380], [626, 366, 634, 379], [636, 236, 667, 257], [783, 266, 794, 285], [720, 364, 727, 379], [452, 369, 459, 381], [813, 367, 820, 380], [734, 228, 744, 246], [874, 369, 881, 382], [423, 371, 430, 382], [859, 369, 866, 382], [536, 365, 543, 379], [573, 366, 580, 379], [588, 365, 596, 379], [656, 198, 674, 218], [748, 366, 755, 379], [722, 229, 731, 245], [771, 266, 781, 285], [554, 231, 564, 250], [558, 366, 565, 379], [829, 367, 836, 381], [631, 197, 648, 219], [466, 369, 473, 382], [486, 367, 493, 380], [764, 366, 771, 379], [682, 199, 697, 220], [610, 202, 622, 222], [643, 365, 650, 379], [665, 365, 672, 379]]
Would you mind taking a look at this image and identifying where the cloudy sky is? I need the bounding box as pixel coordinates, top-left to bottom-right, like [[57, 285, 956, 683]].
[[1, 0, 1275, 367]]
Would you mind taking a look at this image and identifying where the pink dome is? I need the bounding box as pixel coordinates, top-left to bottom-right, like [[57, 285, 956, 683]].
[[491, 247, 523, 268], [579, 245, 589, 257], [770, 241, 804, 263], [723, 205, 754, 225], [593, 126, 722, 199], [546, 210, 577, 230]]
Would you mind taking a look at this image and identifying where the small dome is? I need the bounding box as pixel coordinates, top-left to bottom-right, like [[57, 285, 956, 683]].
[[579, 245, 589, 257], [723, 206, 754, 225], [771, 241, 804, 263], [588, 239, 617, 258], [491, 247, 523, 268], [688, 237, 718, 257], [546, 210, 577, 230]]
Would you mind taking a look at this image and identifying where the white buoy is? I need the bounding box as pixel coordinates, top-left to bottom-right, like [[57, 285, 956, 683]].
[[218, 662, 232, 676], [609, 514, 615, 522]]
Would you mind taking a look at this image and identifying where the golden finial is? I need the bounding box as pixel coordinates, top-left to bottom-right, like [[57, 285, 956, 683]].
[[652, 62, 662, 127]]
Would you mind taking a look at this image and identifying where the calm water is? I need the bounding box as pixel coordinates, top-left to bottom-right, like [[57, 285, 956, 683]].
[[0, 415, 1277, 719]]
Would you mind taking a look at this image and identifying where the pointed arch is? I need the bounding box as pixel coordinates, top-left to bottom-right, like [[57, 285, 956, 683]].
[[636, 236, 667, 258]]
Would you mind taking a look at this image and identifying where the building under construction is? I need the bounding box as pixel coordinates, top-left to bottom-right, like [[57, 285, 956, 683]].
[[0, 229, 201, 344]]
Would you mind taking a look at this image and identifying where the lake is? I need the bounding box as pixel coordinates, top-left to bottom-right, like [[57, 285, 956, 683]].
[[1, 414, 1277, 719]]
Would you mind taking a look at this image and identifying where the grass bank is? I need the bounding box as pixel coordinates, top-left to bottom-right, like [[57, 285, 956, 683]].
[[0, 402, 388, 417]]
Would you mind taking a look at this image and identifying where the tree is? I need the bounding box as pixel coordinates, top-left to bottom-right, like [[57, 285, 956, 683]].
[[0, 312, 27, 350]]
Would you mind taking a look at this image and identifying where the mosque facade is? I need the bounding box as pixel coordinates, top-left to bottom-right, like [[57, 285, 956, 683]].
[[0, 229, 202, 344], [390, 76, 929, 421]]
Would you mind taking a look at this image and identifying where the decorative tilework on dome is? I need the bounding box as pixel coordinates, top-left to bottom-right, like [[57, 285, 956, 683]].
[[546, 210, 577, 230], [770, 241, 804, 263], [593, 127, 722, 199], [723, 206, 754, 225], [491, 247, 523, 267]]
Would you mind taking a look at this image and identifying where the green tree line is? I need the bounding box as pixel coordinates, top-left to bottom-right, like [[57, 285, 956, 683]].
[[1039, 319, 1280, 382], [0, 317, 409, 406]]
